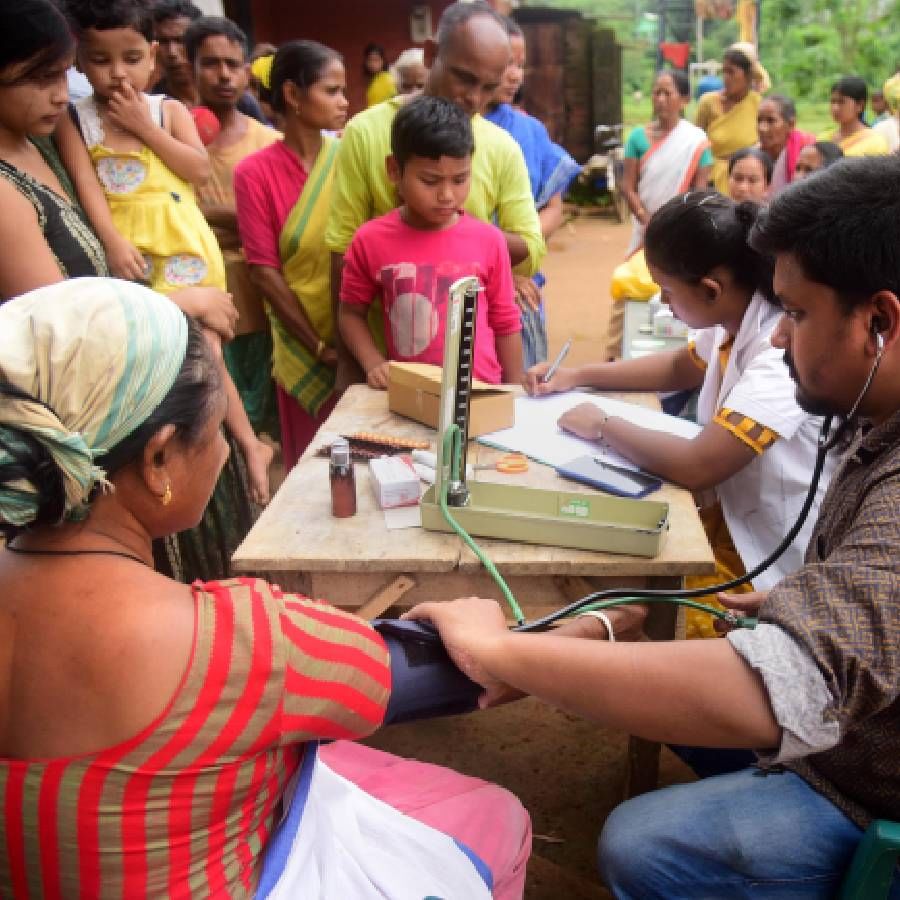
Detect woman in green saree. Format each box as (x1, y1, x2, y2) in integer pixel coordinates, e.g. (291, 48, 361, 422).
(235, 40, 353, 470)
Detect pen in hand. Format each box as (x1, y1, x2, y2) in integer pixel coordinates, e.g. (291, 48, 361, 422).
(541, 338, 573, 384)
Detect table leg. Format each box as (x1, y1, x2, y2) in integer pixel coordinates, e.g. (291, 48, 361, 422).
(622, 576, 683, 799)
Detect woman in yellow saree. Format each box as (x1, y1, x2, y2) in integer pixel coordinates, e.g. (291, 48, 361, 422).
(825, 76, 890, 158)
(234, 41, 348, 470)
(696, 48, 761, 193)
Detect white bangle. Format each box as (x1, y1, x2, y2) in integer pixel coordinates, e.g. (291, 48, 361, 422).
(578, 610, 615, 642)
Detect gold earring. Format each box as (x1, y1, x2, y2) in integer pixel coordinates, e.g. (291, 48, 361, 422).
(161, 482, 173, 506)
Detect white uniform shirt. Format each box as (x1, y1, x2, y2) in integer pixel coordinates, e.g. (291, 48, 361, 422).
(692, 292, 839, 589)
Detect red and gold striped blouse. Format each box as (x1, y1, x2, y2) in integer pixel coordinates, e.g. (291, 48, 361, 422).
(0, 578, 391, 898)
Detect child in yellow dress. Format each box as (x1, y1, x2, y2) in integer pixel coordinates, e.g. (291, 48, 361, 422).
(62, 0, 272, 504)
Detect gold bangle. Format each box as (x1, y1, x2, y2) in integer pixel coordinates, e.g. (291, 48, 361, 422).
(314, 339, 325, 360)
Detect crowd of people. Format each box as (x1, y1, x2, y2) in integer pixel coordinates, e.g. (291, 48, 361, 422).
(0, 0, 898, 896)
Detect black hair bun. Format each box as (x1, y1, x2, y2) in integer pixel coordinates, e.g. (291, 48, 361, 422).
(734, 201, 761, 233)
(0, 429, 67, 537)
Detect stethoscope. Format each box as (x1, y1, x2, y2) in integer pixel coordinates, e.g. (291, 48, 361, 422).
(515, 332, 886, 633)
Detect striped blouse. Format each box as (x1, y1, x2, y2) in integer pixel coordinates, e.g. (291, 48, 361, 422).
(1, 578, 391, 898)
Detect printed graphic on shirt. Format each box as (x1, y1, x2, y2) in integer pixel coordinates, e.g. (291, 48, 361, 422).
(379, 261, 482, 360)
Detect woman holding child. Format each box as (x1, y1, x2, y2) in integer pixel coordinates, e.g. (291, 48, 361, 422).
(0, 0, 268, 583)
(235, 40, 352, 471)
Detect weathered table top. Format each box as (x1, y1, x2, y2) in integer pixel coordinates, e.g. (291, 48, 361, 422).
(233, 385, 715, 578)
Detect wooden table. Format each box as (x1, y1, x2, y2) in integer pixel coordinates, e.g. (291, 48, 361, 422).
(233, 385, 715, 796)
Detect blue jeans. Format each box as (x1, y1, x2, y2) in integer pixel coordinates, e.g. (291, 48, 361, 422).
(598, 767, 900, 899)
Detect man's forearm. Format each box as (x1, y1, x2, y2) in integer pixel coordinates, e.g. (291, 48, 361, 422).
(480, 632, 781, 748)
(503, 231, 529, 267)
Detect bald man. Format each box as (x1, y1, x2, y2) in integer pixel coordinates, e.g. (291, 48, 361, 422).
(325, 1, 544, 386)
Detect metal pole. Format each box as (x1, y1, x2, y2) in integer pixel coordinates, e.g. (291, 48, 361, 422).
(657, 0, 666, 69)
(696, 14, 703, 65)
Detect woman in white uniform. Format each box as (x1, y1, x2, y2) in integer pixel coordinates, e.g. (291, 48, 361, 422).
(525, 191, 838, 637)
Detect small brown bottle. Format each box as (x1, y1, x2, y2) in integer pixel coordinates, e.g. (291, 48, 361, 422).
(330, 438, 357, 518)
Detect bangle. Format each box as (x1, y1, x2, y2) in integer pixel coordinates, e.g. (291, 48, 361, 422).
(578, 610, 615, 642)
(314, 339, 325, 360)
(595, 411, 610, 443)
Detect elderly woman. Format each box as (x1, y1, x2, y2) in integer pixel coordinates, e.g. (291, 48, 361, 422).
(756, 94, 815, 196)
(696, 48, 761, 193)
(0, 278, 529, 897)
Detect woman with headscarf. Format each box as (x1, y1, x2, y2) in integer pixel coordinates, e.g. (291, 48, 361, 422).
(729, 41, 770, 94)
(696, 48, 762, 193)
(0, 277, 530, 898)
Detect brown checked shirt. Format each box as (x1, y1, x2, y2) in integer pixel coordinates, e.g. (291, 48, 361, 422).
(732, 409, 900, 828)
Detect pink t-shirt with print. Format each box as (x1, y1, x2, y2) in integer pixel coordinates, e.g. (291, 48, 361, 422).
(340, 209, 520, 383)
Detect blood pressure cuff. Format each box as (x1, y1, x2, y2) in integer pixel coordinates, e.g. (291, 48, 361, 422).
(374, 619, 482, 725)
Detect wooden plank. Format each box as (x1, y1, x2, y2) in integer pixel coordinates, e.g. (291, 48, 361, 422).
(355, 575, 416, 621)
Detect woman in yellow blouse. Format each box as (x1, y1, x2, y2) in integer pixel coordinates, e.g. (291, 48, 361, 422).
(825, 76, 890, 157)
(696, 48, 761, 193)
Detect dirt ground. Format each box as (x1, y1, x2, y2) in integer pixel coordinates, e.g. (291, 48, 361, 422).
(366, 216, 698, 899)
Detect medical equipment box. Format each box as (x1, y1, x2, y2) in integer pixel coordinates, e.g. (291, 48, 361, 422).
(388, 362, 515, 438)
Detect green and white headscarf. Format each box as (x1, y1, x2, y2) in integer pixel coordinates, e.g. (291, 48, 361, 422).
(0, 278, 188, 527)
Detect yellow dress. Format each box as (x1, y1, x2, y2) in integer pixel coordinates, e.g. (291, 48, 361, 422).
(74, 94, 225, 293)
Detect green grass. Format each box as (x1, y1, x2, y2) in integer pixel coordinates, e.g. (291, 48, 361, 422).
(621, 95, 834, 138)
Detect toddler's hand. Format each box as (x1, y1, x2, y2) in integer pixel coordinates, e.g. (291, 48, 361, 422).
(104, 235, 148, 282)
(366, 360, 391, 390)
(107, 81, 155, 139)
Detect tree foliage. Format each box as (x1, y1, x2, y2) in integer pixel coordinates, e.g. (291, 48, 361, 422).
(520, 0, 900, 102)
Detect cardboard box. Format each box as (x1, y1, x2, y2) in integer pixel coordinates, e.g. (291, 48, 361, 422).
(368, 455, 421, 508)
(388, 362, 515, 438)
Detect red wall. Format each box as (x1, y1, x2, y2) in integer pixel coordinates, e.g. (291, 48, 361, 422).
(249, 0, 452, 114)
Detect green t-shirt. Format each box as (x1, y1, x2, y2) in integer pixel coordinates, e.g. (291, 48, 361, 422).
(324, 97, 545, 276)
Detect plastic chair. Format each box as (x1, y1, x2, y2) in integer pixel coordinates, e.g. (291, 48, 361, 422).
(840, 819, 900, 900)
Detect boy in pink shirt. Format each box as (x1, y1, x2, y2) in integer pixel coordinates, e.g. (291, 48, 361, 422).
(339, 96, 523, 387)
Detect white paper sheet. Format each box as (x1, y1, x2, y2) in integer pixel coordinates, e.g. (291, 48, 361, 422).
(477, 393, 702, 470)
